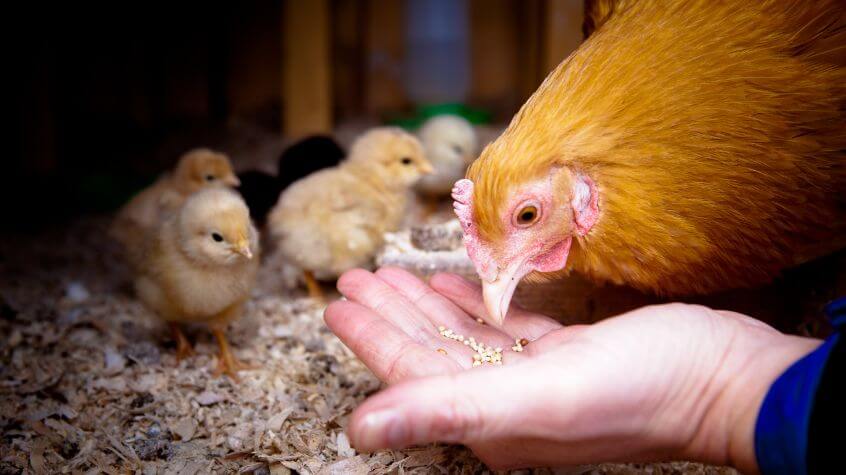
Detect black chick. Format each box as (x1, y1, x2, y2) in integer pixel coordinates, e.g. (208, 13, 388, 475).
(238, 135, 345, 224)
(276, 135, 345, 190)
(237, 170, 280, 224)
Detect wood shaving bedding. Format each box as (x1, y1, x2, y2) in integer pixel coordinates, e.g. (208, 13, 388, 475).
(0, 217, 739, 474)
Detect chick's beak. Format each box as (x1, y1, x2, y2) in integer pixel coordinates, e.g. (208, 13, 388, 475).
(419, 161, 435, 175)
(481, 258, 531, 325)
(235, 241, 253, 259)
(224, 174, 241, 187)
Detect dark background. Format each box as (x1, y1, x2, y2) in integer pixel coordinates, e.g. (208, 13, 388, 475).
(7, 1, 585, 229)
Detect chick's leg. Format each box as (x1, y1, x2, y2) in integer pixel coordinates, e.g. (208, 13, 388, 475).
(211, 327, 254, 381)
(303, 270, 324, 301)
(169, 323, 194, 361)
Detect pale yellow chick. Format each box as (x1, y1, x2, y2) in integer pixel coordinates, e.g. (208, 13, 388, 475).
(111, 148, 240, 253)
(267, 127, 432, 298)
(416, 115, 478, 197)
(134, 187, 259, 379)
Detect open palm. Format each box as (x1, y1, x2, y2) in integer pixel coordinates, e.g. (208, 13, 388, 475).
(325, 267, 817, 470)
(326, 267, 574, 381)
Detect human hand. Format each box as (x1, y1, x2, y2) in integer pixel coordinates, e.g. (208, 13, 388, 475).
(325, 267, 820, 471)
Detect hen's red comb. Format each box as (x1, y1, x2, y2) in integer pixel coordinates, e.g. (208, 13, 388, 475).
(452, 179, 497, 282)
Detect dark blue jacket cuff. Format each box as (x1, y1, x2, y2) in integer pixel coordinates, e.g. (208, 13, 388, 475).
(754, 298, 845, 475)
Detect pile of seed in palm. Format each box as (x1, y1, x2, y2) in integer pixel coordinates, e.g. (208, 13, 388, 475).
(437, 326, 504, 366)
(437, 325, 531, 366)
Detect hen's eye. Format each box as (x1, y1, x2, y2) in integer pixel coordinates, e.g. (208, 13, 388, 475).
(401, 157, 413, 165)
(452, 144, 463, 155)
(211, 232, 224, 242)
(205, 175, 216, 182)
(515, 205, 539, 226)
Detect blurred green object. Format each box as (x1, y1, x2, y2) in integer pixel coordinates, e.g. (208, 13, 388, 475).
(387, 103, 490, 129)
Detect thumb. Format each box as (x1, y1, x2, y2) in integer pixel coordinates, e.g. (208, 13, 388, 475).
(348, 362, 559, 451)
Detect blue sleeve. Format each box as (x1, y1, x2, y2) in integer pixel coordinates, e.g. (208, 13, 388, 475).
(754, 298, 845, 475)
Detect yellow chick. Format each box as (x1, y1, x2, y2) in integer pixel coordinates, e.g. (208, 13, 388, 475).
(134, 187, 259, 379)
(267, 127, 432, 299)
(111, 148, 240, 253)
(416, 115, 478, 197)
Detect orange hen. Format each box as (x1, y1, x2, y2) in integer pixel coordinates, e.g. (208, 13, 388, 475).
(455, 0, 846, 323)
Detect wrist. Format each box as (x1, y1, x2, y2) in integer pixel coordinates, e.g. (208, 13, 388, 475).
(726, 335, 821, 473)
(688, 328, 821, 473)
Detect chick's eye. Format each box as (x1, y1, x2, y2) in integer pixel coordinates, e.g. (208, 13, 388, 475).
(452, 144, 463, 154)
(205, 175, 216, 182)
(514, 205, 539, 226)
(401, 157, 413, 165)
(211, 232, 223, 242)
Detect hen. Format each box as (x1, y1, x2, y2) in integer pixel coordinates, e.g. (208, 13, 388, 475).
(454, 0, 846, 323)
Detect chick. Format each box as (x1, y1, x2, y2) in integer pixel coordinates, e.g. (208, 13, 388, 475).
(276, 135, 346, 190)
(134, 188, 259, 379)
(237, 170, 281, 225)
(416, 115, 478, 198)
(111, 148, 239, 253)
(237, 135, 345, 224)
(267, 128, 432, 299)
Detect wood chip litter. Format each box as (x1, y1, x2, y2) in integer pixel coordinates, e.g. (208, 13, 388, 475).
(0, 215, 741, 474)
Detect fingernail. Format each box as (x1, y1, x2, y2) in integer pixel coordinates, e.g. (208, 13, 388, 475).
(357, 410, 408, 449)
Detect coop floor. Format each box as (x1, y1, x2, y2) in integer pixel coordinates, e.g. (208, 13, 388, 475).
(1, 220, 748, 475)
(2, 118, 815, 474)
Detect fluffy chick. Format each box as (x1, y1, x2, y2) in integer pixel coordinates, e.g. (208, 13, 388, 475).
(237, 135, 345, 224)
(134, 188, 259, 379)
(277, 135, 346, 190)
(111, 148, 239, 253)
(416, 115, 478, 197)
(267, 128, 432, 298)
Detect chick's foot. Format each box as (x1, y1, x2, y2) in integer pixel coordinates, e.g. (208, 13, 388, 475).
(303, 270, 325, 301)
(211, 328, 255, 381)
(169, 323, 195, 361)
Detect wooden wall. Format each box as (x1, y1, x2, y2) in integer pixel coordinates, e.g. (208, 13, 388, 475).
(11, 1, 584, 175)
(322, 0, 584, 125)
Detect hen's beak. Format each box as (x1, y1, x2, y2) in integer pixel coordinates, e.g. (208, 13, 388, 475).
(224, 174, 241, 187)
(235, 241, 253, 259)
(481, 258, 530, 325)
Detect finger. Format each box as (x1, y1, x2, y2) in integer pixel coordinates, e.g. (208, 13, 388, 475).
(348, 361, 562, 451)
(524, 325, 590, 354)
(430, 273, 562, 340)
(375, 267, 519, 351)
(324, 300, 460, 383)
(337, 269, 475, 362)
(337, 269, 442, 347)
